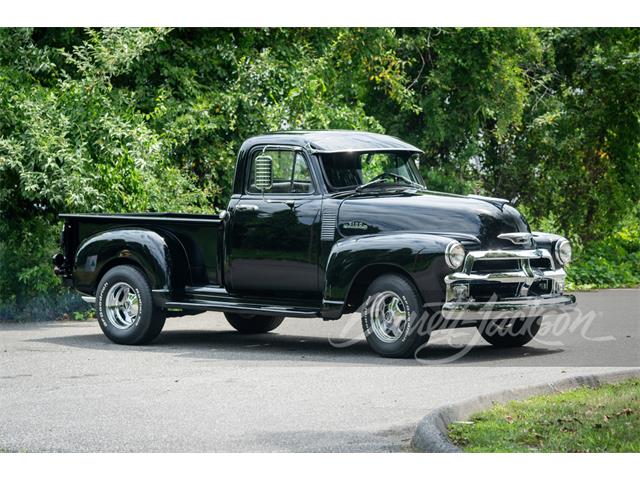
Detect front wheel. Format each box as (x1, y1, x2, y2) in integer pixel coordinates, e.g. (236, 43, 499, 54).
(361, 274, 429, 358)
(478, 316, 541, 348)
(225, 313, 284, 334)
(96, 265, 166, 345)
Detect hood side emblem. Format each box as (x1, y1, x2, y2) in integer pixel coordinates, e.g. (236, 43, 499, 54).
(341, 221, 369, 231)
(498, 232, 534, 245)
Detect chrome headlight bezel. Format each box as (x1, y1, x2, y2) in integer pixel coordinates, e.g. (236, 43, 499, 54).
(445, 241, 466, 270)
(555, 238, 572, 266)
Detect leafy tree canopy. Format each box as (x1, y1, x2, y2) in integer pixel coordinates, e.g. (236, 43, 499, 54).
(0, 27, 638, 304)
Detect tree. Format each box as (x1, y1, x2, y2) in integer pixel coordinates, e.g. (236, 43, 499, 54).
(510, 28, 640, 241)
(0, 28, 206, 304)
(1, 27, 638, 311)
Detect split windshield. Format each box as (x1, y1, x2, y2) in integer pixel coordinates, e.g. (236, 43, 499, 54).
(320, 151, 426, 191)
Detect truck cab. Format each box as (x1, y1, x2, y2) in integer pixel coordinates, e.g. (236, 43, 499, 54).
(54, 130, 576, 358)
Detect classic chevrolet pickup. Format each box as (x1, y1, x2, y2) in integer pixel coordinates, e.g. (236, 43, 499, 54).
(53, 130, 576, 357)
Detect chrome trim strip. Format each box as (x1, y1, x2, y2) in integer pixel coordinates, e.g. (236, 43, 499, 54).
(322, 300, 345, 305)
(459, 248, 556, 274)
(60, 214, 222, 224)
(441, 294, 576, 321)
(445, 268, 566, 285)
(81, 295, 96, 304)
(497, 232, 534, 245)
(306, 147, 423, 154)
(164, 301, 319, 318)
(321, 207, 338, 241)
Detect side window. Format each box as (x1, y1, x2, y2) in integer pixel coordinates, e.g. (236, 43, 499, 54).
(292, 153, 313, 193)
(247, 149, 313, 194)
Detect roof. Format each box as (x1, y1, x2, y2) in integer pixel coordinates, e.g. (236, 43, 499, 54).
(240, 130, 423, 154)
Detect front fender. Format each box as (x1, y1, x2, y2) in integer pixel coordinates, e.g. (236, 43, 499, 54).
(73, 228, 187, 301)
(323, 232, 455, 317)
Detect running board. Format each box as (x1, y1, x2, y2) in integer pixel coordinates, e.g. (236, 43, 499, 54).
(165, 299, 320, 318)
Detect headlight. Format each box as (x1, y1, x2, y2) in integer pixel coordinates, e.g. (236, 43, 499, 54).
(555, 238, 572, 265)
(445, 241, 466, 269)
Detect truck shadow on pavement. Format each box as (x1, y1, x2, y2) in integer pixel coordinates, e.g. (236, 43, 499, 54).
(33, 328, 565, 366)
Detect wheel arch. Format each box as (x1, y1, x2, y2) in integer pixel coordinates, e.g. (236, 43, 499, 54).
(95, 258, 150, 293)
(72, 227, 188, 303)
(322, 232, 455, 318)
(343, 263, 419, 314)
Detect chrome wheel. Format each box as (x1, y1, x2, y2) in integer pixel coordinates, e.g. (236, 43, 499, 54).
(104, 281, 140, 330)
(369, 291, 408, 343)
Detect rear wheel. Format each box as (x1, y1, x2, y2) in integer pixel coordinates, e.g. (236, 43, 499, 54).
(96, 265, 166, 345)
(225, 313, 284, 334)
(478, 316, 541, 348)
(361, 274, 429, 358)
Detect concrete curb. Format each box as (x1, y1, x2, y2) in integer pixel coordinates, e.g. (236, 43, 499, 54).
(411, 368, 640, 453)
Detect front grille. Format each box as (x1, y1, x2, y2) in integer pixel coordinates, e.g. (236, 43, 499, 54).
(446, 247, 565, 304)
(471, 258, 553, 274)
(470, 283, 519, 301)
(471, 259, 520, 273)
(530, 257, 552, 270)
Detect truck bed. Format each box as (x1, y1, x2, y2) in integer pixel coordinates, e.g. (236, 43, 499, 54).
(60, 212, 224, 287)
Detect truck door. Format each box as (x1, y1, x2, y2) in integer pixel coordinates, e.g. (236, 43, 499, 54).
(226, 147, 321, 299)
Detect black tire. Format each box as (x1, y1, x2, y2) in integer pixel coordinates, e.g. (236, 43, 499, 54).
(478, 316, 541, 348)
(361, 274, 429, 358)
(96, 265, 166, 345)
(225, 313, 284, 334)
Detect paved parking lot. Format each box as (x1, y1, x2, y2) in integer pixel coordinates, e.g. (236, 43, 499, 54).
(0, 289, 638, 452)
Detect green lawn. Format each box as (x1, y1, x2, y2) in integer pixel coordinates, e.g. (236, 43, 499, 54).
(448, 378, 640, 452)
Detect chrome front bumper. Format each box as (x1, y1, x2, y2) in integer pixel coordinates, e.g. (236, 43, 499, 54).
(442, 248, 577, 321)
(441, 293, 577, 321)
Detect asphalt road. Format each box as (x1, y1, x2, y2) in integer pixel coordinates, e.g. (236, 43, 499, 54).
(1, 289, 638, 452)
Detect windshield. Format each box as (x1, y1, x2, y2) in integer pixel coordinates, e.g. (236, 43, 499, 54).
(320, 151, 426, 191)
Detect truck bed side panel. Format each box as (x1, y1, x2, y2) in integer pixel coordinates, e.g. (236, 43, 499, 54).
(61, 214, 223, 295)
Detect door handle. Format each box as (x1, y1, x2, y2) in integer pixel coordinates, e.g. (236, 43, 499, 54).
(266, 199, 295, 208)
(236, 204, 260, 212)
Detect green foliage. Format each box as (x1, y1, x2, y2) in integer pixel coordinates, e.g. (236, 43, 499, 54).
(0, 289, 90, 322)
(0, 218, 60, 304)
(123, 28, 412, 207)
(522, 206, 640, 290)
(509, 28, 640, 242)
(448, 379, 640, 452)
(0, 27, 638, 319)
(567, 209, 640, 289)
(0, 28, 207, 310)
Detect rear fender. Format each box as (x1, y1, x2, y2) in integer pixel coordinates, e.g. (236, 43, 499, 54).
(73, 228, 187, 304)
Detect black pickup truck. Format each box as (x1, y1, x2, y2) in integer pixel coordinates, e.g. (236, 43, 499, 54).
(54, 130, 576, 357)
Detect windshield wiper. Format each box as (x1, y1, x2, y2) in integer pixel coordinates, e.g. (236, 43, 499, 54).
(355, 178, 389, 192)
(390, 174, 428, 191)
(355, 173, 427, 193)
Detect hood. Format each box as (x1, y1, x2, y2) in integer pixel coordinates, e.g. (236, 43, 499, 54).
(336, 191, 530, 248)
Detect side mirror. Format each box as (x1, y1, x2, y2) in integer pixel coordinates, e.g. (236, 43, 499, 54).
(254, 154, 273, 192)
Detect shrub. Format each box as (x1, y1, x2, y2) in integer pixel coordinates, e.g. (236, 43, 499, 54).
(567, 211, 640, 289)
